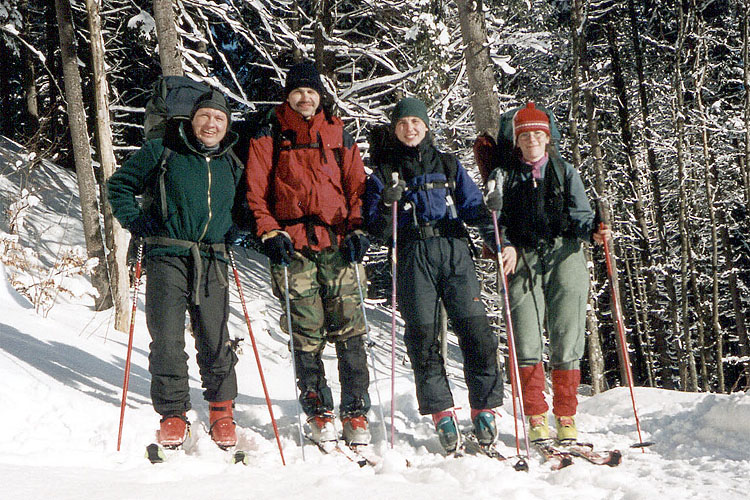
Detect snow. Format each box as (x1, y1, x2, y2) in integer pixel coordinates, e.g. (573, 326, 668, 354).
(0, 143, 748, 499)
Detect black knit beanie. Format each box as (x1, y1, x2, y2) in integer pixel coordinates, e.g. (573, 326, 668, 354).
(190, 90, 231, 125)
(284, 61, 326, 98)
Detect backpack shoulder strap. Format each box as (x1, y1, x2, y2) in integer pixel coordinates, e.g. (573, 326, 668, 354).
(157, 146, 175, 222)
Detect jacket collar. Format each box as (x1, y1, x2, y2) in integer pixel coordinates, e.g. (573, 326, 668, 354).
(174, 119, 239, 157)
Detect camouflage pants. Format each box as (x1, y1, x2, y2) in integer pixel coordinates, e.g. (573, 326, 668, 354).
(270, 248, 366, 352)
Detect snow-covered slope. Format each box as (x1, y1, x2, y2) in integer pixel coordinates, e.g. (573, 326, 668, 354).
(0, 141, 747, 499)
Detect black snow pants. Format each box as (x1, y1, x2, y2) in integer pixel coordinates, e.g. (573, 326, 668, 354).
(145, 255, 238, 416)
(397, 236, 504, 415)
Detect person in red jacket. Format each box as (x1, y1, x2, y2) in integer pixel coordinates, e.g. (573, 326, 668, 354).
(245, 61, 372, 446)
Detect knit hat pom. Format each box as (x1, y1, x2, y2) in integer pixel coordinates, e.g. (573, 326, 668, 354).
(513, 102, 550, 143)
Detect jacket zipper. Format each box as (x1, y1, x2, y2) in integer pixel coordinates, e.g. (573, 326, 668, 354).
(198, 156, 212, 241)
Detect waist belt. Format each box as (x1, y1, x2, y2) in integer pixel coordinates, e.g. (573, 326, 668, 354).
(278, 215, 345, 250)
(399, 219, 464, 241)
(144, 236, 227, 305)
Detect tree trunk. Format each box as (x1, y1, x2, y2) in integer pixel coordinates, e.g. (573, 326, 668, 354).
(86, 0, 130, 332)
(673, 0, 698, 391)
(571, 0, 628, 386)
(314, 0, 337, 94)
(606, 21, 656, 384)
(627, 0, 677, 389)
(694, 25, 722, 392)
(456, 0, 500, 139)
(569, 0, 606, 390)
(54, 0, 111, 309)
(153, 0, 183, 76)
(743, 0, 750, 205)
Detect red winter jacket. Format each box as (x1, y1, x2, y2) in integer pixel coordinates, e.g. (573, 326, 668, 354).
(245, 102, 366, 251)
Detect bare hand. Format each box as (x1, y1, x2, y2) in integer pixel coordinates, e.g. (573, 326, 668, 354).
(593, 223, 611, 245)
(501, 246, 517, 275)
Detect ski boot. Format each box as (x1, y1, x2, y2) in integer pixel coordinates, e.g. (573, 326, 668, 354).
(555, 415, 577, 443)
(528, 413, 550, 443)
(342, 414, 371, 446)
(209, 400, 237, 448)
(432, 411, 459, 453)
(308, 411, 337, 443)
(157, 413, 189, 449)
(471, 409, 497, 446)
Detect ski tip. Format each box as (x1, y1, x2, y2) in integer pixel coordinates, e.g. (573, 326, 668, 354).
(608, 450, 623, 466)
(232, 450, 249, 465)
(145, 443, 166, 464)
(513, 457, 529, 472)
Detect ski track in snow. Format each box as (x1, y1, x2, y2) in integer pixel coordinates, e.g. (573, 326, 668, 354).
(0, 139, 748, 499)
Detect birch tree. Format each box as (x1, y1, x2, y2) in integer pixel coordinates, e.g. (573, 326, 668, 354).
(54, 0, 111, 309)
(86, 0, 130, 331)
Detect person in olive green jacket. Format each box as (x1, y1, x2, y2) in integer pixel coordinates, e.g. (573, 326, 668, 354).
(108, 90, 245, 450)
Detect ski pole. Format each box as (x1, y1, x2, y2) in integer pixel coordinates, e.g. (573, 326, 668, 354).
(488, 173, 530, 464)
(353, 263, 388, 443)
(284, 264, 306, 461)
(229, 249, 285, 465)
(389, 172, 399, 448)
(117, 242, 143, 452)
(600, 223, 650, 451)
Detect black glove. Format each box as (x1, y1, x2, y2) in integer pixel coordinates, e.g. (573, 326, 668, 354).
(262, 231, 295, 266)
(128, 214, 163, 238)
(381, 179, 406, 205)
(225, 224, 256, 248)
(341, 230, 370, 263)
(484, 168, 504, 212)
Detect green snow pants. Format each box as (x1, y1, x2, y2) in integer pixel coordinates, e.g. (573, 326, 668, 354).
(507, 236, 589, 370)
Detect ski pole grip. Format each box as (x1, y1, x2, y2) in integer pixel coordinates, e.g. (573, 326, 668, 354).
(391, 171, 399, 187)
(487, 179, 496, 193)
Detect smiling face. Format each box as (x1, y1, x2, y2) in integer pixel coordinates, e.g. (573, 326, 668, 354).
(191, 108, 228, 148)
(287, 87, 321, 120)
(517, 130, 550, 162)
(394, 116, 428, 147)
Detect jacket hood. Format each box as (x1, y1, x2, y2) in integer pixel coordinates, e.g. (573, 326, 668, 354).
(164, 118, 239, 157)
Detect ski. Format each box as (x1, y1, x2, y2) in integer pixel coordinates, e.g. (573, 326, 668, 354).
(462, 432, 506, 460)
(533, 441, 574, 470)
(348, 444, 383, 467)
(306, 436, 369, 467)
(552, 442, 622, 467)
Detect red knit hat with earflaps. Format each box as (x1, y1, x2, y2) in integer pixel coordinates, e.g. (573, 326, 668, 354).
(513, 102, 550, 145)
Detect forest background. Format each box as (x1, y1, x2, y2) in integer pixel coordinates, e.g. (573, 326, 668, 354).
(1, 0, 749, 398)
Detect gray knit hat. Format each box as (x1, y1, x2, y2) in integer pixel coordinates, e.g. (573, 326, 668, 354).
(190, 90, 231, 124)
(391, 97, 429, 129)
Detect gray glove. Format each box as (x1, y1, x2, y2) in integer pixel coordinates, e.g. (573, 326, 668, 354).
(484, 168, 504, 212)
(382, 179, 406, 206)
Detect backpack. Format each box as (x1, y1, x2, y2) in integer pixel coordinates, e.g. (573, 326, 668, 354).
(141, 76, 245, 232)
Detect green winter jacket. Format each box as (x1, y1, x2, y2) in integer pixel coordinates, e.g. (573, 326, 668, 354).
(107, 121, 241, 259)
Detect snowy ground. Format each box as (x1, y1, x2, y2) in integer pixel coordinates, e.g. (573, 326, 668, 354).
(0, 140, 748, 499)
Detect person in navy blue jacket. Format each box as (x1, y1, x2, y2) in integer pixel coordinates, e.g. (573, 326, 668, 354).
(363, 97, 504, 453)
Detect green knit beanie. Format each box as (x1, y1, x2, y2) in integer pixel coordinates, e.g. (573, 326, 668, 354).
(391, 97, 429, 129)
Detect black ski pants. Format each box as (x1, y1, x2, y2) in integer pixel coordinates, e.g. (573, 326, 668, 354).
(145, 255, 238, 416)
(397, 237, 504, 415)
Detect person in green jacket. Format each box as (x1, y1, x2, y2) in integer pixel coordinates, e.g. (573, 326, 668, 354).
(108, 90, 245, 450)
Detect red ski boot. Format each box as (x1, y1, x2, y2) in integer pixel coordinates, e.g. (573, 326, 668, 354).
(157, 414, 189, 448)
(209, 400, 237, 449)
